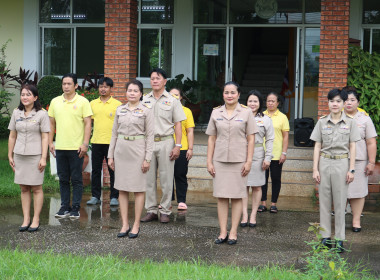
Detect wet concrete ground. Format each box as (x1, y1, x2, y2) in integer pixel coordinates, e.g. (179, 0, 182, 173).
(0, 191, 379, 276)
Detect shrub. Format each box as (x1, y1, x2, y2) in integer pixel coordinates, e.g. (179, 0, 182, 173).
(0, 116, 10, 139)
(37, 76, 62, 108)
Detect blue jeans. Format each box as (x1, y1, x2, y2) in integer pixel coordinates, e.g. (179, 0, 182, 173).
(56, 150, 84, 208)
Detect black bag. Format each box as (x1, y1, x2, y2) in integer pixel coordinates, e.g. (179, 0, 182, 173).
(294, 118, 314, 147)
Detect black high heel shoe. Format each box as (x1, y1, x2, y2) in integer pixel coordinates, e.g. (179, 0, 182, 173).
(19, 222, 31, 232)
(117, 227, 130, 238)
(28, 224, 40, 232)
(129, 228, 140, 239)
(214, 234, 228, 244)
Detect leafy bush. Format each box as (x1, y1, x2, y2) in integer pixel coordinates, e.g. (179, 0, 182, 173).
(77, 88, 99, 102)
(348, 46, 380, 161)
(0, 116, 10, 139)
(37, 76, 62, 108)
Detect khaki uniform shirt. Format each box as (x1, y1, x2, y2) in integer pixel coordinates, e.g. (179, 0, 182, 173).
(255, 114, 275, 162)
(206, 103, 258, 162)
(8, 108, 50, 155)
(142, 90, 186, 136)
(352, 111, 377, 161)
(108, 102, 154, 161)
(310, 112, 361, 155)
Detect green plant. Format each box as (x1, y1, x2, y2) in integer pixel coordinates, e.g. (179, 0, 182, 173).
(166, 74, 201, 104)
(0, 39, 15, 117)
(37, 76, 62, 108)
(77, 88, 99, 102)
(348, 45, 380, 161)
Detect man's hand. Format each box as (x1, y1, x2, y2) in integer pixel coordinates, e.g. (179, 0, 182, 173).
(169, 146, 180, 161)
(78, 144, 88, 158)
(186, 149, 193, 161)
(49, 143, 56, 158)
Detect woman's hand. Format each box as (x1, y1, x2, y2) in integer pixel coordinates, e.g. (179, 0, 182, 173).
(186, 149, 193, 161)
(8, 157, 15, 172)
(108, 158, 115, 171)
(207, 162, 216, 178)
(346, 171, 354, 184)
(313, 170, 321, 184)
(365, 163, 375, 176)
(279, 154, 287, 164)
(262, 160, 270, 170)
(141, 160, 150, 173)
(38, 158, 46, 173)
(241, 161, 252, 177)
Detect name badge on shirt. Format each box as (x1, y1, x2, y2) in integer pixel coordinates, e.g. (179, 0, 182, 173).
(235, 118, 244, 122)
(16, 118, 23, 122)
(109, 112, 113, 117)
(340, 125, 349, 130)
(256, 120, 264, 126)
(216, 118, 223, 121)
(144, 101, 151, 104)
(322, 126, 332, 131)
(133, 109, 143, 116)
(73, 105, 77, 110)
(162, 101, 171, 106)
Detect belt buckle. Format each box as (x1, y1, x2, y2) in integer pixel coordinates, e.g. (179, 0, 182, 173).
(124, 136, 134, 141)
(331, 155, 336, 159)
(154, 136, 161, 142)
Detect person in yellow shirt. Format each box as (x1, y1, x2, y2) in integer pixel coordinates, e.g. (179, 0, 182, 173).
(87, 77, 122, 207)
(48, 73, 93, 219)
(259, 92, 289, 214)
(170, 88, 194, 210)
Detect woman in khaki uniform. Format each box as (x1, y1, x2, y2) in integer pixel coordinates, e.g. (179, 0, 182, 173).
(241, 90, 274, 228)
(206, 82, 258, 245)
(343, 87, 377, 232)
(8, 84, 50, 232)
(310, 88, 360, 253)
(108, 80, 154, 239)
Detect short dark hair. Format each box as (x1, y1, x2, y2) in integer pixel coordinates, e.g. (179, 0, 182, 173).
(223, 81, 241, 94)
(327, 88, 348, 101)
(246, 89, 264, 117)
(342, 86, 360, 102)
(18, 84, 42, 112)
(98, 77, 114, 87)
(126, 79, 144, 101)
(149, 68, 167, 79)
(62, 73, 78, 85)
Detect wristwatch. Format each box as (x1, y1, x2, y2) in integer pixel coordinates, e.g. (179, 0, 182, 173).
(175, 144, 182, 148)
(350, 169, 355, 174)
(145, 159, 151, 163)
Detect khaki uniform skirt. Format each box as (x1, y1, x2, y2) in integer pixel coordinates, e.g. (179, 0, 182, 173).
(114, 138, 146, 192)
(14, 153, 44, 186)
(247, 147, 265, 187)
(347, 160, 368, 199)
(213, 161, 248, 198)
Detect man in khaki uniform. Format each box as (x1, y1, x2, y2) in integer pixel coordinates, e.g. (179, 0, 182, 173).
(140, 68, 186, 223)
(310, 88, 360, 253)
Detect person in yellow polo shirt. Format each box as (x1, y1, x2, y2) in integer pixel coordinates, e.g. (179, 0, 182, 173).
(259, 92, 289, 214)
(87, 77, 122, 207)
(48, 73, 93, 219)
(170, 88, 195, 210)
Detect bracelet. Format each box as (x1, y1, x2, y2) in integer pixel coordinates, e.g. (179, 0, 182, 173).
(282, 152, 287, 155)
(369, 162, 375, 166)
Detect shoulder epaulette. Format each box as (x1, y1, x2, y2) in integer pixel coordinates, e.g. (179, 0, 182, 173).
(142, 103, 152, 109)
(241, 104, 248, 109)
(42, 108, 46, 111)
(143, 92, 149, 96)
(171, 93, 179, 100)
(346, 114, 354, 119)
(320, 115, 327, 119)
(213, 105, 221, 110)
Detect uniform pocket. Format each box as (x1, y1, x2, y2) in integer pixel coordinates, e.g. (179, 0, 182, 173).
(338, 128, 350, 142)
(158, 104, 171, 118)
(321, 129, 333, 144)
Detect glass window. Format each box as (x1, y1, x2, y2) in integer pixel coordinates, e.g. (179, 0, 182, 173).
(73, 0, 105, 23)
(43, 28, 72, 76)
(138, 29, 172, 77)
(229, 0, 302, 24)
(362, 29, 380, 54)
(141, 0, 174, 24)
(363, 29, 371, 52)
(76, 28, 105, 76)
(194, 0, 227, 24)
(40, 0, 71, 23)
(363, 0, 380, 24)
(305, 0, 321, 24)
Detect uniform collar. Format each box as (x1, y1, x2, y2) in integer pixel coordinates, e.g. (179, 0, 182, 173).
(327, 111, 348, 124)
(146, 90, 169, 100)
(97, 96, 113, 104)
(20, 108, 36, 118)
(264, 109, 279, 117)
(126, 101, 143, 111)
(220, 103, 242, 120)
(62, 93, 79, 103)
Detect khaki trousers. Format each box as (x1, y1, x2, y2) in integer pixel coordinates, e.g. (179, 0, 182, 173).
(145, 138, 175, 215)
(319, 156, 349, 240)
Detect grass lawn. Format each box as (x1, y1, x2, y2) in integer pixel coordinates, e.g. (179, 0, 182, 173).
(0, 138, 59, 197)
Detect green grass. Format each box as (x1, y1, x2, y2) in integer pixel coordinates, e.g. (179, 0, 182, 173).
(0, 249, 375, 280)
(0, 138, 8, 160)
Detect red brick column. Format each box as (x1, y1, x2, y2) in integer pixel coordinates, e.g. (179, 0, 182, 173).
(317, 0, 350, 117)
(105, 0, 138, 102)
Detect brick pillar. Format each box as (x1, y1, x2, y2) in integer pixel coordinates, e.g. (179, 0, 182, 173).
(105, 0, 138, 103)
(317, 0, 350, 117)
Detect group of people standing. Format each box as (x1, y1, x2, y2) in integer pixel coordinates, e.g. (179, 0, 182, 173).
(7, 69, 376, 249)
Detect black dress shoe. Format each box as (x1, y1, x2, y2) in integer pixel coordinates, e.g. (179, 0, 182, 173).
(19, 223, 31, 232)
(249, 223, 257, 228)
(240, 222, 248, 228)
(321, 238, 332, 249)
(129, 229, 140, 239)
(227, 239, 237, 245)
(352, 227, 361, 232)
(28, 224, 40, 233)
(336, 241, 345, 253)
(117, 228, 130, 238)
(214, 235, 228, 244)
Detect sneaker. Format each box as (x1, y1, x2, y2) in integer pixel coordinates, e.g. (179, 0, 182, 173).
(55, 206, 71, 218)
(69, 205, 80, 219)
(86, 197, 101, 205)
(110, 198, 119, 206)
